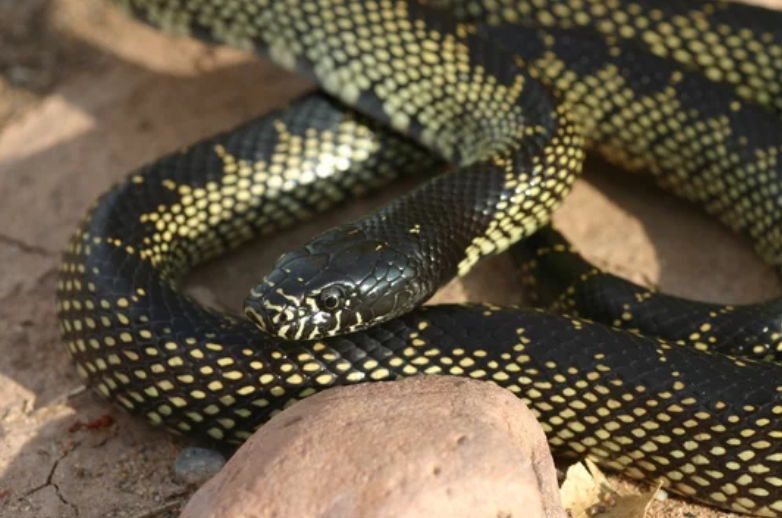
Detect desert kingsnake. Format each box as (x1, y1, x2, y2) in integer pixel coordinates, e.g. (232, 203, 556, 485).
(56, 0, 782, 515)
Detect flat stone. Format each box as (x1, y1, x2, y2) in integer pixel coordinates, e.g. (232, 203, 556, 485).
(181, 376, 566, 518)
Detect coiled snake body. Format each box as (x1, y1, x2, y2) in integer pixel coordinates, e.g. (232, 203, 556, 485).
(56, 0, 782, 515)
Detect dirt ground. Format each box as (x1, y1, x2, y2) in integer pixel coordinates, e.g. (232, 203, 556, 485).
(1, 0, 781, 517)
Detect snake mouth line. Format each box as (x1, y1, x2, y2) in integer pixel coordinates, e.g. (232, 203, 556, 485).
(243, 303, 272, 333)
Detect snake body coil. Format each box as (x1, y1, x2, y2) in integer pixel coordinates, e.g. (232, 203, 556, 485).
(57, 0, 782, 515)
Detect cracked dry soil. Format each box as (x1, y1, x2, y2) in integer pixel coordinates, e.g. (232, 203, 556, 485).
(2, 0, 782, 517)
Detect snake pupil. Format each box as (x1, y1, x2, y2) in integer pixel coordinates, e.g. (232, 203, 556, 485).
(320, 287, 344, 310)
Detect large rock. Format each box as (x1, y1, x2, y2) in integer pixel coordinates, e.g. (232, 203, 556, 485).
(181, 376, 565, 518)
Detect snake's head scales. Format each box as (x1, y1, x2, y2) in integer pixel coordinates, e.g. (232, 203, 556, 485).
(244, 225, 423, 341)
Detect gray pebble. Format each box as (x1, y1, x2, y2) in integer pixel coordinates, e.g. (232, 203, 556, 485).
(175, 447, 227, 485)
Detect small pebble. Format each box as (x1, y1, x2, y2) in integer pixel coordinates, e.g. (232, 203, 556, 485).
(174, 447, 227, 485)
(7, 67, 34, 87)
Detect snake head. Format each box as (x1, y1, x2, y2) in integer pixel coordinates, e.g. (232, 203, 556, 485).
(244, 225, 423, 341)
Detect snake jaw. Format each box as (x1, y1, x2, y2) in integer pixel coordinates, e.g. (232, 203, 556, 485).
(244, 273, 373, 340)
(244, 280, 318, 340)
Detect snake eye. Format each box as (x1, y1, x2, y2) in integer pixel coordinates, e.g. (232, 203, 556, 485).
(319, 286, 345, 311)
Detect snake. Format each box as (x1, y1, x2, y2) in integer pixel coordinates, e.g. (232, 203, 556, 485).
(55, 0, 782, 515)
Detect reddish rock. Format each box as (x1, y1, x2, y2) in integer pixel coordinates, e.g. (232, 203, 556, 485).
(181, 376, 565, 518)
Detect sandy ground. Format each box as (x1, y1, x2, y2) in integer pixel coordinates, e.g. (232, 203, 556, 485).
(1, 0, 781, 517)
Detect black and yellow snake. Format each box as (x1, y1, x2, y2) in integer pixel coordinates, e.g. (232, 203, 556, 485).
(56, 0, 782, 515)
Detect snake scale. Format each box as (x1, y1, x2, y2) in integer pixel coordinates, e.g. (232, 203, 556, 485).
(55, 0, 782, 515)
